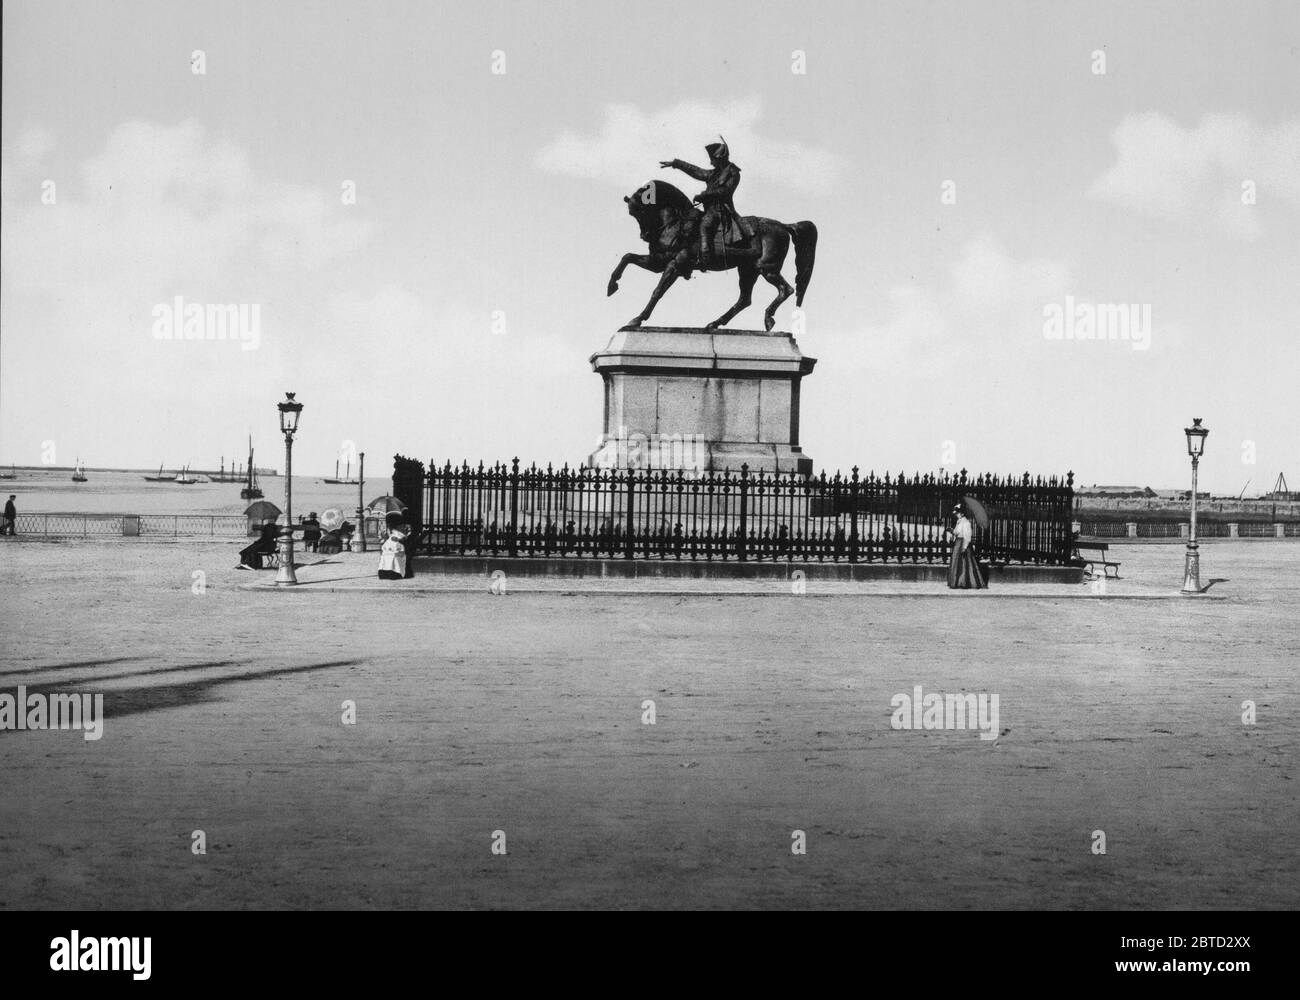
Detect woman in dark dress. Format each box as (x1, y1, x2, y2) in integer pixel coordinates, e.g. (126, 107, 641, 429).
(946, 503, 987, 589)
(400, 515, 417, 578)
(237, 523, 280, 569)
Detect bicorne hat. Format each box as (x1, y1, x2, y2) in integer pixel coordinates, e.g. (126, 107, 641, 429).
(704, 136, 729, 161)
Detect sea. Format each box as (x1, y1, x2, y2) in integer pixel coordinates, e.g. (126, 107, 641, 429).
(1, 468, 394, 519)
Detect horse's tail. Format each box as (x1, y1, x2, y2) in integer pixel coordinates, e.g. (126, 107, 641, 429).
(788, 221, 817, 306)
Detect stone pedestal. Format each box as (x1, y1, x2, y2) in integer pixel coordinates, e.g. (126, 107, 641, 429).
(587, 326, 816, 475)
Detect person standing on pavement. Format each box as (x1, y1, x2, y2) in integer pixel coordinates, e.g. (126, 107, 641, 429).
(945, 502, 988, 590)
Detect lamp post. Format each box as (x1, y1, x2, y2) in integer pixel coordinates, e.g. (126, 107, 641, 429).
(1181, 417, 1208, 595)
(276, 392, 304, 585)
(356, 451, 366, 553)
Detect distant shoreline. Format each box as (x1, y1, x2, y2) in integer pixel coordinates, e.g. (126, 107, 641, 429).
(0, 465, 279, 476)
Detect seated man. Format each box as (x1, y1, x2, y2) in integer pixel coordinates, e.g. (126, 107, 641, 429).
(302, 512, 322, 552)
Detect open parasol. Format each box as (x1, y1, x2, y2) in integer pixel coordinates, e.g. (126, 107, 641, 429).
(962, 495, 991, 531)
(366, 495, 408, 515)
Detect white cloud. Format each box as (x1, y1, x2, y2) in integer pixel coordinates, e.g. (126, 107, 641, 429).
(536, 98, 844, 195)
(951, 235, 1071, 312)
(2, 119, 376, 301)
(0, 118, 385, 459)
(834, 236, 1073, 377)
(1089, 112, 1300, 237)
(16, 127, 55, 161)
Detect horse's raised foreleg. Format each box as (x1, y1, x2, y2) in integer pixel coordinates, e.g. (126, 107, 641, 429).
(761, 270, 795, 331)
(706, 264, 758, 330)
(607, 253, 660, 297)
(626, 254, 683, 330)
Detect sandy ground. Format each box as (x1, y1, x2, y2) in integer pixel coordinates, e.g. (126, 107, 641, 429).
(0, 537, 1296, 909)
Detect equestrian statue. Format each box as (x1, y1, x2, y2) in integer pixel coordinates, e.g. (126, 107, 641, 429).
(606, 137, 818, 331)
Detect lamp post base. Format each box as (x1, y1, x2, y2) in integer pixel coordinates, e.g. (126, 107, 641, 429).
(1180, 543, 1201, 595)
(276, 531, 298, 585)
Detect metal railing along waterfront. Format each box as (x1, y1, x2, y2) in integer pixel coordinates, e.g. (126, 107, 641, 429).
(7, 512, 389, 541)
(393, 457, 1078, 565)
(1074, 519, 1298, 539)
(10, 513, 249, 538)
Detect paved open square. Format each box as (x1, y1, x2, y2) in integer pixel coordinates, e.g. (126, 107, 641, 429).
(1, 539, 1295, 909)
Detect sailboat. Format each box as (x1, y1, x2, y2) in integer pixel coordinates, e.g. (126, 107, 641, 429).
(144, 462, 176, 482)
(174, 464, 198, 485)
(323, 456, 359, 485)
(240, 438, 263, 500)
(71, 459, 88, 483)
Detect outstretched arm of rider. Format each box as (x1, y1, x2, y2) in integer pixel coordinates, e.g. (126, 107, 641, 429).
(660, 159, 711, 181)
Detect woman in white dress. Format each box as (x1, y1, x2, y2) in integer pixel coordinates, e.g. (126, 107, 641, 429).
(945, 502, 987, 589)
(378, 526, 407, 580)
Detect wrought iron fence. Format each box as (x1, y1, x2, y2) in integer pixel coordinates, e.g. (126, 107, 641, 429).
(393, 456, 1077, 565)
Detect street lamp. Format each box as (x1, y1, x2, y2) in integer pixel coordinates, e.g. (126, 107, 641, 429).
(1181, 417, 1208, 595)
(276, 392, 304, 585)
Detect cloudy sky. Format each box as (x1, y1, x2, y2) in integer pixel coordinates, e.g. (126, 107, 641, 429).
(2, 0, 1296, 492)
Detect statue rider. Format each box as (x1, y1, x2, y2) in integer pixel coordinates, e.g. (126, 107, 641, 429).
(660, 137, 754, 278)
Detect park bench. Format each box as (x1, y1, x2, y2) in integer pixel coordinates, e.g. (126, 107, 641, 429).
(1072, 540, 1121, 579)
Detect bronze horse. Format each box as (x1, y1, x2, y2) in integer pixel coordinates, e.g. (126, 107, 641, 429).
(607, 180, 817, 331)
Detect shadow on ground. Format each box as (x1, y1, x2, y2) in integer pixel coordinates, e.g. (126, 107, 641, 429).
(0, 658, 361, 731)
